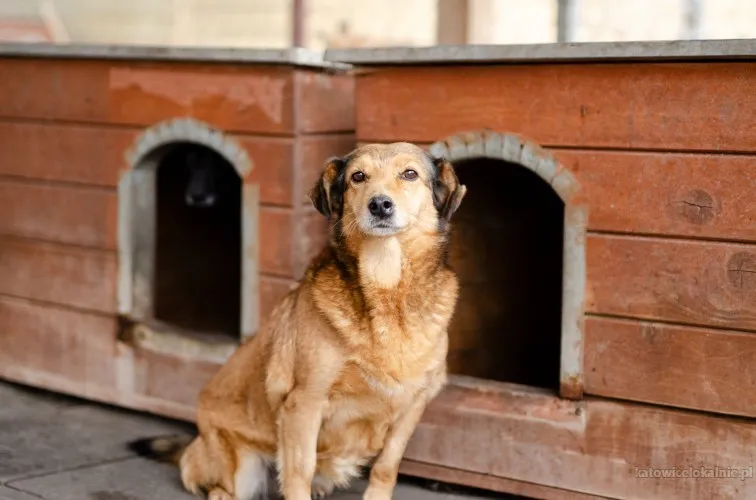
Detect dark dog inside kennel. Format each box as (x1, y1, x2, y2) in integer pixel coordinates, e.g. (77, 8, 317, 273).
(152, 143, 242, 339)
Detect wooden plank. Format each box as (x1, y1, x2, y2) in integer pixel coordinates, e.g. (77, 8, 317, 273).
(585, 316, 756, 418)
(355, 63, 756, 152)
(556, 150, 756, 242)
(297, 134, 356, 205)
(0, 59, 296, 134)
(0, 121, 133, 186)
(295, 70, 355, 133)
(400, 460, 611, 500)
(0, 237, 117, 313)
(0, 121, 297, 206)
(586, 234, 756, 331)
(0, 180, 312, 278)
(0, 180, 117, 249)
(405, 377, 756, 499)
(0, 295, 117, 390)
(0, 295, 210, 422)
(260, 275, 296, 323)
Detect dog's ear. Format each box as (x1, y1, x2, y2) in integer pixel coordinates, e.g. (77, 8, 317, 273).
(309, 157, 346, 220)
(431, 157, 467, 222)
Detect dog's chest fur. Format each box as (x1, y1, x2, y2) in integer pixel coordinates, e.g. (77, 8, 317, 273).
(313, 237, 457, 395)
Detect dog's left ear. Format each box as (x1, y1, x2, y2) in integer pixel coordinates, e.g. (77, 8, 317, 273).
(309, 157, 346, 220)
(431, 157, 467, 222)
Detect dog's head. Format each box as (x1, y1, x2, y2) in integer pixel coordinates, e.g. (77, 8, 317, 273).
(309, 142, 466, 239)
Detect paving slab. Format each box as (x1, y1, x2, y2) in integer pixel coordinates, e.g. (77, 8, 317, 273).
(1, 381, 509, 499)
(9, 457, 496, 500)
(0, 383, 190, 484)
(0, 486, 41, 500)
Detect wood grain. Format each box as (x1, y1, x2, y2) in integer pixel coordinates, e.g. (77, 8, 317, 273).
(586, 234, 756, 331)
(0, 121, 299, 206)
(585, 316, 756, 418)
(556, 150, 756, 242)
(355, 63, 756, 152)
(0, 180, 319, 278)
(0, 59, 296, 134)
(295, 70, 355, 133)
(298, 134, 356, 205)
(0, 295, 117, 389)
(405, 378, 756, 499)
(0, 180, 118, 248)
(0, 237, 117, 313)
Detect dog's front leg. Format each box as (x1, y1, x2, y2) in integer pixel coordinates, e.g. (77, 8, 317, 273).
(277, 346, 343, 500)
(363, 394, 432, 500)
(278, 388, 326, 499)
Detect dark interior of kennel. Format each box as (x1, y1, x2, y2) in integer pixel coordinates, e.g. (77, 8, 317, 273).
(446, 158, 564, 390)
(153, 143, 241, 339)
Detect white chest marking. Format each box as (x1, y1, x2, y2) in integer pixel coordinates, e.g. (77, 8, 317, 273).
(359, 236, 403, 289)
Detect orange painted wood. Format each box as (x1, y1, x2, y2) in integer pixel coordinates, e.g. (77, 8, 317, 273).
(0, 120, 133, 186)
(405, 378, 756, 499)
(298, 134, 356, 205)
(355, 63, 756, 152)
(584, 316, 756, 418)
(0, 59, 296, 134)
(0, 295, 118, 390)
(0, 179, 323, 278)
(260, 275, 295, 323)
(557, 150, 756, 242)
(295, 71, 355, 133)
(0, 121, 299, 206)
(400, 461, 611, 500)
(0, 237, 117, 313)
(0, 180, 118, 249)
(587, 234, 756, 331)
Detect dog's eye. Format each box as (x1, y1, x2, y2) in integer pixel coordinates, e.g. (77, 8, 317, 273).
(351, 171, 365, 183)
(401, 169, 419, 181)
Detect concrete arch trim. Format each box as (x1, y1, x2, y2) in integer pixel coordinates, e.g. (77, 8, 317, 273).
(117, 118, 260, 342)
(125, 117, 253, 178)
(429, 130, 587, 400)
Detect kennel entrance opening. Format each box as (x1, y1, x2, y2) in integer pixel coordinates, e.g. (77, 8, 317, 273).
(153, 143, 241, 339)
(119, 118, 260, 346)
(447, 157, 564, 390)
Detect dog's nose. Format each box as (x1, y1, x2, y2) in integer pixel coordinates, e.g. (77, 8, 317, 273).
(368, 195, 394, 218)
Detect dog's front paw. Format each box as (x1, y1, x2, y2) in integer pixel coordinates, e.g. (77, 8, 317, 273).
(311, 475, 334, 499)
(362, 486, 392, 500)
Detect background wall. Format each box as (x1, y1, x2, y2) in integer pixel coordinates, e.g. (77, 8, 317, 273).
(0, 0, 754, 48)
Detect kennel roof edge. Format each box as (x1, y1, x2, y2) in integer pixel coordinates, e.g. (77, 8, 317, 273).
(324, 38, 756, 65)
(0, 42, 351, 70)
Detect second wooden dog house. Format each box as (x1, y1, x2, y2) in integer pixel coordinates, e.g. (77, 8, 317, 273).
(326, 40, 756, 500)
(0, 43, 354, 419)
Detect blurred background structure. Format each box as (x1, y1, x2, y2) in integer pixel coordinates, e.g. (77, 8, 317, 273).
(0, 0, 753, 49)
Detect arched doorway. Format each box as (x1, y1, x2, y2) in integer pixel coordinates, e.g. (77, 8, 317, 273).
(118, 118, 260, 346)
(431, 131, 587, 399)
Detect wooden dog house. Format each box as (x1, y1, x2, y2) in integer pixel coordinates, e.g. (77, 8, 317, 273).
(325, 40, 756, 500)
(0, 43, 354, 417)
(2, 39, 756, 500)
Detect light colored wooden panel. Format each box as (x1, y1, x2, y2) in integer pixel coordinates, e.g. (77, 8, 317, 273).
(585, 316, 756, 418)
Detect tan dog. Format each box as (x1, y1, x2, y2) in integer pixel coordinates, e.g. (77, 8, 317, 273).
(129, 142, 467, 500)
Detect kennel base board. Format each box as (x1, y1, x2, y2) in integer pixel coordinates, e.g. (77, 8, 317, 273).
(2, 353, 753, 500)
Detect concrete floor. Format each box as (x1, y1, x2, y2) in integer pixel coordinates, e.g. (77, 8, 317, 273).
(0, 381, 510, 500)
